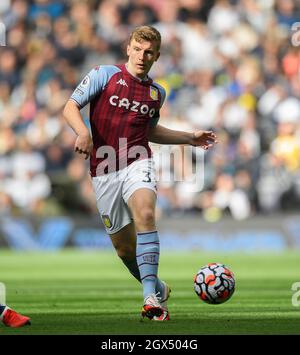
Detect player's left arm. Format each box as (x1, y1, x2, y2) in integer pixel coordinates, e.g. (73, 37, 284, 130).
(148, 84, 218, 150)
(148, 124, 218, 150)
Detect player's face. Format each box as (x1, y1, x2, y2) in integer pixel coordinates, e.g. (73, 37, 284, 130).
(127, 39, 160, 79)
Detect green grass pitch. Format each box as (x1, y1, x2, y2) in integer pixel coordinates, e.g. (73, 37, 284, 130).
(0, 249, 299, 335)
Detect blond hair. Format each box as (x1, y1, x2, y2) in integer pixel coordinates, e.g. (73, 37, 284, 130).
(129, 26, 161, 51)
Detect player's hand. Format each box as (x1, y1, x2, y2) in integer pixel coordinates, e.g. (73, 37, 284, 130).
(190, 130, 218, 150)
(74, 133, 93, 160)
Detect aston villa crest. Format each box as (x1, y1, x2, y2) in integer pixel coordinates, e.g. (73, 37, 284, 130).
(150, 86, 158, 100)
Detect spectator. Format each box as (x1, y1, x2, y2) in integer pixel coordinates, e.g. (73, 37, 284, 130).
(1, 0, 300, 218)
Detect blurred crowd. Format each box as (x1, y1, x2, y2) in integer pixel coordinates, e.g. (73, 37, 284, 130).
(0, 0, 300, 221)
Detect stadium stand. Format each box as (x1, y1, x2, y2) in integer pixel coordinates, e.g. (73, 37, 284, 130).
(0, 0, 300, 221)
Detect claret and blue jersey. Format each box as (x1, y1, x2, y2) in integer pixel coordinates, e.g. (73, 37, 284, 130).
(70, 64, 166, 176)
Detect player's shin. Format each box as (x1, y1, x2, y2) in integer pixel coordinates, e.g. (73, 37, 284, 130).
(136, 231, 160, 299)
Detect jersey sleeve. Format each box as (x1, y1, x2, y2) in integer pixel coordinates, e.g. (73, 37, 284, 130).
(149, 83, 166, 128)
(70, 65, 121, 109)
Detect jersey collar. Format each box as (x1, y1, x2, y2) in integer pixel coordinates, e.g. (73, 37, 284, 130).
(123, 64, 153, 85)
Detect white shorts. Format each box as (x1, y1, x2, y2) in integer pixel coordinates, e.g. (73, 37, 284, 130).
(92, 158, 157, 234)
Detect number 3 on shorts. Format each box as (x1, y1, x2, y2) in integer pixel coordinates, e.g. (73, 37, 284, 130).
(142, 170, 151, 183)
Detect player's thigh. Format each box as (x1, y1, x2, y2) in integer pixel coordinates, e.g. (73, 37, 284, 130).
(109, 222, 137, 259)
(123, 158, 157, 215)
(127, 188, 156, 218)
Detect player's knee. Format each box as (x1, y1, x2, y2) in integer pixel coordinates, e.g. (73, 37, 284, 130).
(135, 208, 155, 228)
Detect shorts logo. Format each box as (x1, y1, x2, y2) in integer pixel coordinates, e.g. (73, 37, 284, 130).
(150, 86, 158, 100)
(102, 215, 112, 229)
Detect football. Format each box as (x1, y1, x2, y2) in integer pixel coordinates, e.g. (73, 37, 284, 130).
(194, 263, 235, 304)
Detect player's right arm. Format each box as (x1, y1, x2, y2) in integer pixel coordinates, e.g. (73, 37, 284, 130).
(63, 100, 92, 160)
(63, 65, 120, 159)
